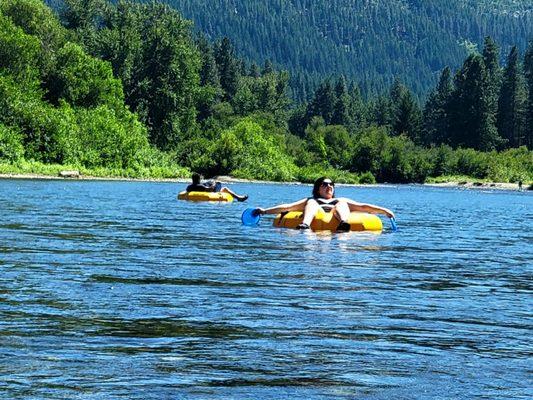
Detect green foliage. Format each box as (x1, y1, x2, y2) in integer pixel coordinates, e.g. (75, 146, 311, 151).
(172, 136, 217, 176)
(390, 80, 422, 143)
(0, 123, 24, 161)
(351, 126, 433, 183)
(304, 117, 328, 163)
(445, 146, 533, 182)
(304, 117, 353, 170)
(214, 118, 297, 181)
(2, 0, 68, 87)
(423, 67, 453, 145)
(295, 165, 378, 184)
(77, 0, 201, 150)
(378, 135, 432, 183)
(448, 54, 501, 150)
(358, 171, 376, 184)
(525, 41, 533, 149)
(0, 0, 179, 177)
(350, 126, 389, 175)
(47, 42, 124, 108)
(0, 13, 42, 84)
(0, 75, 71, 163)
(233, 71, 291, 126)
(0, 158, 190, 178)
(1, 0, 67, 50)
(137, 3, 200, 150)
(283, 132, 314, 168)
(214, 37, 239, 101)
(306, 79, 335, 126)
(67, 105, 150, 169)
(428, 145, 458, 177)
(487, 146, 533, 182)
(61, 0, 105, 31)
(454, 148, 491, 179)
(497, 46, 527, 148)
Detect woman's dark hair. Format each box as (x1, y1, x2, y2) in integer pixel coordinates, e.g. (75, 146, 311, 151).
(312, 176, 335, 198)
(191, 173, 201, 184)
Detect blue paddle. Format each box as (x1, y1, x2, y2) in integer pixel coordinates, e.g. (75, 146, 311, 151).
(389, 217, 398, 232)
(241, 208, 261, 226)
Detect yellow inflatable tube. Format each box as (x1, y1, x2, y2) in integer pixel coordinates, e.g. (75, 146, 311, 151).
(273, 208, 383, 232)
(177, 191, 233, 202)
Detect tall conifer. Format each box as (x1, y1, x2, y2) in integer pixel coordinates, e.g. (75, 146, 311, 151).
(449, 54, 500, 150)
(524, 41, 533, 148)
(389, 78, 422, 142)
(482, 37, 501, 129)
(262, 60, 274, 75)
(249, 62, 260, 78)
(497, 46, 527, 148)
(197, 35, 220, 88)
(214, 37, 239, 101)
(306, 79, 336, 125)
(331, 75, 350, 126)
(423, 67, 453, 145)
(348, 82, 366, 131)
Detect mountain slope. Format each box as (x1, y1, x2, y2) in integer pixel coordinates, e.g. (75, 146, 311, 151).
(164, 0, 533, 98)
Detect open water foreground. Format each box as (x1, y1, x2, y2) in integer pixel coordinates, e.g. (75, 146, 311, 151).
(0, 179, 531, 399)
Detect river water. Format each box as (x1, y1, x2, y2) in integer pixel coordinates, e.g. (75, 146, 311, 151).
(0, 179, 531, 399)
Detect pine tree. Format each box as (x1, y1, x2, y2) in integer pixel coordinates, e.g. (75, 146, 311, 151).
(214, 37, 239, 101)
(394, 87, 422, 143)
(482, 36, 501, 81)
(388, 78, 422, 142)
(423, 67, 453, 145)
(262, 59, 274, 75)
(497, 46, 527, 148)
(306, 79, 336, 125)
(249, 62, 260, 78)
(448, 54, 500, 150)
(197, 35, 220, 88)
(331, 75, 350, 126)
(347, 82, 366, 132)
(524, 41, 533, 149)
(389, 77, 405, 108)
(482, 36, 501, 129)
(369, 95, 394, 127)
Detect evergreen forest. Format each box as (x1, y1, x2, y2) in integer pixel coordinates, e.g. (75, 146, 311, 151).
(1, 0, 532, 185)
(153, 0, 533, 101)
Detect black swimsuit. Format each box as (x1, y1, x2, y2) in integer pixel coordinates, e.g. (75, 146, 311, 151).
(311, 197, 339, 211)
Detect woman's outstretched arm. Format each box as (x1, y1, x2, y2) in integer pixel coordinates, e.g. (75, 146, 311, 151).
(256, 198, 308, 215)
(341, 198, 395, 218)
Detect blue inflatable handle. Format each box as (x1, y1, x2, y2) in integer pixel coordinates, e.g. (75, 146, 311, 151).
(389, 217, 398, 232)
(242, 208, 261, 226)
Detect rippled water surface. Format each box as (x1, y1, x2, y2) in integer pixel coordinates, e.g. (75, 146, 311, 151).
(0, 179, 531, 399)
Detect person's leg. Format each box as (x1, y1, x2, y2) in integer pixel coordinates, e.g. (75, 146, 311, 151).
(298, 199, 320, 228)
(333, 200, 351, 231)
(221, 187, 248, 202)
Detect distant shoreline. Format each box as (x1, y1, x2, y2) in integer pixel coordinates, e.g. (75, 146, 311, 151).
(0, 173, 528, 191)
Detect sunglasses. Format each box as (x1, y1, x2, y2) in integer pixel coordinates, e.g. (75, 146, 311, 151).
(321, 181, 334, 187)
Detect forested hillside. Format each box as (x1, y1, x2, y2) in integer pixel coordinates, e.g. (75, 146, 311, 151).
(159, 0, 533, 100)
(2, 0, 532, 185)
